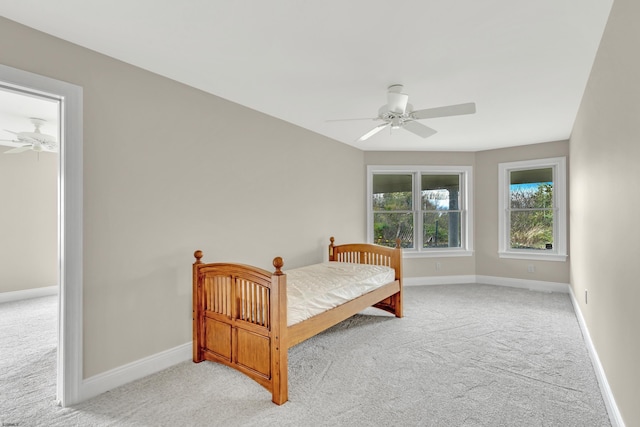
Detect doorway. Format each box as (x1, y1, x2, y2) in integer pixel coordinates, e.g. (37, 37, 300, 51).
(0, 90, 59, 294)
(0, 64, 83, 406)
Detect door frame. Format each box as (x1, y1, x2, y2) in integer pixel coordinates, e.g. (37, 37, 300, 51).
(0, 64, 83, 406)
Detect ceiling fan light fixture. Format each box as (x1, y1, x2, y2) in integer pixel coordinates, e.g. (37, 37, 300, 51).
(390, 116, 402, 129)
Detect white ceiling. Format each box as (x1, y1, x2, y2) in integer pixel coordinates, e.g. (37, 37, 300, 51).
(0, 1, 613, 151)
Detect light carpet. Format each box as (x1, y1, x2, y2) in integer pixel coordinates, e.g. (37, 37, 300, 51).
(0, 284, 611, 426)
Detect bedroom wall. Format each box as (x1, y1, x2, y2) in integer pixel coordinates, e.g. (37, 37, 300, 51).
(0, 150, 57, 293)
(475, 141, 570, 283)
(364, 151, 476, 278)
(0, 17, 366, 378)
(570, 0, 640, 424)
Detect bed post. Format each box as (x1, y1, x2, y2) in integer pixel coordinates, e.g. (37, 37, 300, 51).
(392, 239, 403, 318)
(328, 236, 335, 260)
(270, 257, 288, 405)
(193, 250, 204, 363)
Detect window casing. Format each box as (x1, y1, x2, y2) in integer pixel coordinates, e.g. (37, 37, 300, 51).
(367, 165, 473, 258)
(498, 157, 567, 261)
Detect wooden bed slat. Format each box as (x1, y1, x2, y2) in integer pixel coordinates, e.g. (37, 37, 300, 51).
(236, 278, 270, 327)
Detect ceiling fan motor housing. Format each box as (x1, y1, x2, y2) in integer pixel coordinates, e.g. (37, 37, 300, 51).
(378, 104, 413, 128)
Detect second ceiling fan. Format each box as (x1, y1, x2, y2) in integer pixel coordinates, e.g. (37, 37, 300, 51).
(1, 118, 58, 154)
(345, 84, 476, 142)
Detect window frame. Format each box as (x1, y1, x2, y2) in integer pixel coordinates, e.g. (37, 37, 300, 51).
(498, 157, 567, 261)
(367, 165, 474, 258)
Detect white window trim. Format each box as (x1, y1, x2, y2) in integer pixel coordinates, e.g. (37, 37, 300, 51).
(498, 157, 567, 262)
(367, 165, 474, 258)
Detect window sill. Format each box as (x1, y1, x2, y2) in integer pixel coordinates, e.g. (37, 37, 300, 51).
(498, 251, 567, 262)
(403, 249, 474, 259)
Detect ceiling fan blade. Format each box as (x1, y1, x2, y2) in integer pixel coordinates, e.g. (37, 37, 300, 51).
(403, 121, 438, 139)
(3, 129, 42, 144)
(18, 133, 45, 144)
(0, 140, 28, 151)
(411, 102, 476, 120)
(356, 123, 390, 142)
(387, 92, 409, 114)
(325, 117, 377, 122)
(4, 145, 32, 154)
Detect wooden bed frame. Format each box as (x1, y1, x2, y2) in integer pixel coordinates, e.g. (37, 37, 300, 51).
(192, 237, 403, 405)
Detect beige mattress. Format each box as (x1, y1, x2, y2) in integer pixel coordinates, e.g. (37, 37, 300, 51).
(286, 262, 396, 326)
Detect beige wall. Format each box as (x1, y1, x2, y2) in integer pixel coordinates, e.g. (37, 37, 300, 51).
(475, 141, 570, 283)
(0, 151, 57, 292)
(570, 0, 640, 424)
(0, 17, 365, 377)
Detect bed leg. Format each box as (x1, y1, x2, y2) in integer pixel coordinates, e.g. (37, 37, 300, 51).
(192, 308, 202, 363)
(192, 312, 203, 363)
(271, 345, 288, 405)
(193, 250, 204, 363)
(393, 291, 403, 318)
(270, 258, 289, 404)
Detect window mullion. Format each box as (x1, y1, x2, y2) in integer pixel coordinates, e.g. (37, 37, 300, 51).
(414, 172, 422, 250)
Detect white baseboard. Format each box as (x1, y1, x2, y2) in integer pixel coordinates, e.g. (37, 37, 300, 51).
(569, 288, 625, 427)
(0, 285, 58, 303)
(405, 275, 569, 294)
(404, 275, 476, 286)
(80, 342, 192, 402)
(475, 275, 569, 293)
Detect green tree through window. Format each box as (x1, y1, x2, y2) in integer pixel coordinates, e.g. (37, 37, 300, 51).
(498, 157, 566, 261)
(372, 174, 414, 248)
(509, 182, 553, 249)
(369, 167, 471, 254)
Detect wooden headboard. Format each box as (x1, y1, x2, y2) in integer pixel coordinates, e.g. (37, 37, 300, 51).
(328, 236, 402, 281)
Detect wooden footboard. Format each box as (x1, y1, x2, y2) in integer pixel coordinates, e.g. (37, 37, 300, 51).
(193, 237, 403, 405)
(192, 253, 289, 404)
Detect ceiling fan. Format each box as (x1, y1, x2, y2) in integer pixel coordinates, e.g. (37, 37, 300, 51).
(333, 85, 476, 142)
(1, 118, 58, 154)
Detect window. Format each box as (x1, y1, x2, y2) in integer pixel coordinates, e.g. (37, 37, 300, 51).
(498, 157, 567, 261)
(367, 165, 473, 257)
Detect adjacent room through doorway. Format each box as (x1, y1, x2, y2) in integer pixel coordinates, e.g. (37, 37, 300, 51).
(0, 65, 83, 406)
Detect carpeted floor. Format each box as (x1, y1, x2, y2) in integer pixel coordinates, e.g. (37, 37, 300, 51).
(0, 284, 611, 426)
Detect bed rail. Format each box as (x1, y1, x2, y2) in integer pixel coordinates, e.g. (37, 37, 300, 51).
(328, 237, 403, 317)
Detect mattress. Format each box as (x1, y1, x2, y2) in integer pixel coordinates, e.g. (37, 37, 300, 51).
(286, 262, 396, 326)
